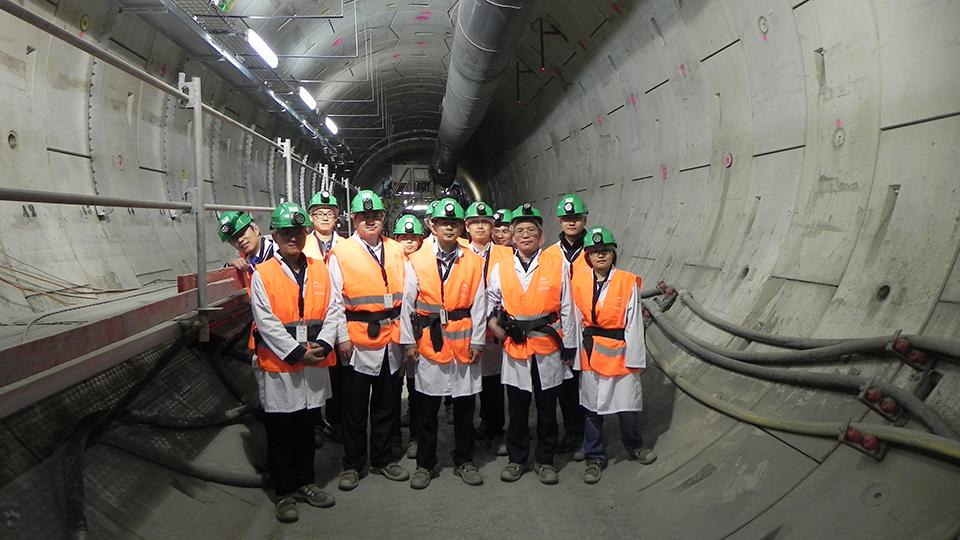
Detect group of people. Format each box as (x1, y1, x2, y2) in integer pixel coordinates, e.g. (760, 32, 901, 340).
(216, 189, 656, 523)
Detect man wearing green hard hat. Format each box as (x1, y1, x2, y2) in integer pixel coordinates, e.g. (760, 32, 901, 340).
(218, 210, 276, 275)
(465, 201, 512, 456)
(304, 189, 344, 263)
(492, 208, 514, 247)
(545, 193, 590, 462)
(249, 201, 342, 522)
(571, 226, 656, 485)
(327, 189, 410, 490)
(399, 197, 488, 489)
(486, 202, 577, 485)
(393, 213, 426, 257)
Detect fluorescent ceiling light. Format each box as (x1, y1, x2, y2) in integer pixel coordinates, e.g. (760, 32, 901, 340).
(298, 86, 317, 110)
(408, 203, 428, 211)
(246, 29, 278, 69)
(324, 116, 339, 135)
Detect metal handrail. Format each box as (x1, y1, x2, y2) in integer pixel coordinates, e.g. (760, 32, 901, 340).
(0, 188, 275, 214)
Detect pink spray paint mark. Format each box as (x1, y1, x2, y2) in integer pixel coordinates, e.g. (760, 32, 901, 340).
(629, 94, 638, 110)
(416, 40, 427, 47)
(333, 36, 345, 47)
(761, 33, 768, 42)
(723, 153, 734, 168)
(415, 10, 432, 21)
(660, 165, 668, 181)
(611, 3, 621, 14)
(597, 115, 604, 126)
(392, 52, 401, 59)
(578, 40, 587, 50)
(679, 63, 687, 78)
(835, 118, 843, 129)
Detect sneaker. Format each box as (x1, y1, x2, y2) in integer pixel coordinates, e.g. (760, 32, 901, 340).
(489, 435, 508, 457)
(533, 463, 559, 485)
(410, 466, 438, 490)
(337, 468, 368, 491)
(275, 496, 298, 523)
(371, 462, 410, 482)
(295, 483, 336, 508)
(583, 460, 603, 484)
(500, 462, 526, 482)
(630, 447, 657, 465)
(406, 440, 418, 459)
(454, 463, 484, 486)
(557, 433, 579, 453)
(573, 447, 586, 462)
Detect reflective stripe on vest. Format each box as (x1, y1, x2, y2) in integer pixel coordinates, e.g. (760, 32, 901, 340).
(255, 257, 335, 372)
(500, 249, 565, 360)
(409, 247, 483, 363)
(572, 268, 638, 376)
(332, 237, 405, 348)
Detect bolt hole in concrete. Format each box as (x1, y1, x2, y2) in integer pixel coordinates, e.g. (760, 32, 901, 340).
(876, 285, 891, 302)
(740, 266, 749, 279)
(7, 131, 17, 149)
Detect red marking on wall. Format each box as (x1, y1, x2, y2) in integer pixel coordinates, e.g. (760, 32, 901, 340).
(679, 63, 687, 78)
(723, 153, 734, 168)
(159, 63, 168, 76)
(578, 40, 587, 50)
(538, 66, 546, 73)
(392, 52, 401, 59)
(417, 40, 427, 47)
(78, 31, 86, 38)
(761, 33, 768, 42)
(660, 165, 668, 181)
(629, 94, 638, 110)
(612, 3, 621, 14)
(333, 36, 345, 47)
(835, 118, 843, 129)
(597, 115, 605, 125)
(415, 10, 432, 21)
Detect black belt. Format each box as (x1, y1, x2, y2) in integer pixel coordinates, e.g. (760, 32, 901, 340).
(501, 312, 563, 351)
(582, 325, 625, 359)
(412, 308, 472, 353)
(252, 323, 324, 349)
(346, 307, 401, 339)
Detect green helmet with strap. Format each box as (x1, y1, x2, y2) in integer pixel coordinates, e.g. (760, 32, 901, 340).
(556, 194, 588, 217)
(512, 202, 543, 224)
(218, 211, 253, 242)
(425, 199, 440, 218)
(350, 190, 385, 213)
(394, 214, 425, 236)
(465, 201, 494, 220)
(493, 208, 513, 225)
(583, 226, 617, 250)
(430, 198, 466, 220)
(308, 190, 339, 210)
(270, 202, 312, 230)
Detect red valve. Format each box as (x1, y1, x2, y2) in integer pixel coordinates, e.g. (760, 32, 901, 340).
(665, 286, 676, 296)
(892, 338, 911, 355)
(879, 397, 898, 414)
(861, 435, 879, 451)
(844, 426, 862, 443)
(908, 349, 927, 365)
(864, 388, 882, 402)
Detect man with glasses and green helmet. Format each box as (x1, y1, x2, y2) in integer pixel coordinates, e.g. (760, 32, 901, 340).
(304, 190, 344, 263)
(249, 202, 343, 522)
(492, 208, 514, 247)
(218, 210, 276, 275)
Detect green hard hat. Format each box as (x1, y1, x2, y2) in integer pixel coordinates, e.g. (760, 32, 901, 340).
(583, 226, 617, 250)
(350, 190, 385, 213)
(512, 202, 543, 224)
(556, 194, 588, 217)
(465, 201, 495, 220)
(493, 208, 513, 225)
(308, 190, 339, 209)
(394, 214, 425, 236)
(218, 211, 253, 242)
(431, 198, 465, 220)
(270, 202, 312, 230)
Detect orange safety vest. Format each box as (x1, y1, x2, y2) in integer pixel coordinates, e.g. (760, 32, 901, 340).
(254, 256, 336, 372)
(303, 232, 342, 262)
(544, 241, 589, 279)
(571, 268, 639, 377)
(499, 249, 565, 360)
(332, 236, 405, 348)
(409, 247, 483, 363)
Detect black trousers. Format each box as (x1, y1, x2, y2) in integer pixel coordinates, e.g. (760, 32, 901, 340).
(506, 358, 559, 466)
(388, 372, 403, 455)
(479, 374, 505, 438)
(263, 408, 316, 497)
(558, 368, 584, 439)
(416, 393, 476, 469)
(406, 376, 422, 443)
(324, 358, 345, 425)
(341, 354, 401, 471)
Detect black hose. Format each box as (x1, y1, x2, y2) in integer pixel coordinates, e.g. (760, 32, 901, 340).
(98, 432, 268, 488)
(119, 404, 255, 429)
(643, 302, 959, 439)
(685, 333, 894, 365)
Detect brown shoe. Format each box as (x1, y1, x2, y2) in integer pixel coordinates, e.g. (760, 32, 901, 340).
(275, 496, 298, 523)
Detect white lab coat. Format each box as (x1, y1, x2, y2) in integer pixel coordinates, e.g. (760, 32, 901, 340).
(399, 242, 487, 397)
(574, 267, 646, 414)
(469, 242, 503, 377)
(486, 249, 577, 392)
(249, 252, 344, 413)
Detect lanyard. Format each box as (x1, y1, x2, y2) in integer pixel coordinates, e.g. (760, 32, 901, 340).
(364, 240, 389, 288)
(282, 256, 308, 320)
(247, 238, 273, 273)
(591, 274, 608, 325)
(436, 251, 456, 303)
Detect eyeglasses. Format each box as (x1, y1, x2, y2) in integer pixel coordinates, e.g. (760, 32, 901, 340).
(310, 210, 337, 219)
(275, 227, 307, 239)
(513, 226, 540, 238)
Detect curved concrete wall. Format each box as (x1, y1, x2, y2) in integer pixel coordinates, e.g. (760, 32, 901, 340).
(480, 0, 960, 536)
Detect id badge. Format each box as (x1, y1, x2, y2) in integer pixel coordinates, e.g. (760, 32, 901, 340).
(383, 294, 393, 308)
(295, 323, 307, 344)
(440, 308, 448, 325)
